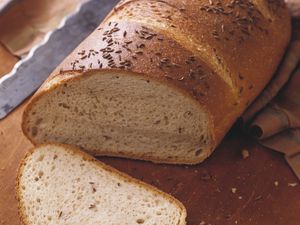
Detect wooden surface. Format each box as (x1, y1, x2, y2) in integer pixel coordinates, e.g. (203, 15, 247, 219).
(1, 103, 300, 225)
(0, 43, 18, 77)
(0, 1, 300, 225)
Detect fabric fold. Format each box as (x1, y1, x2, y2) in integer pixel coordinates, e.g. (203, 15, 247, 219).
(250, 104, 291, 140)
(243, 35, 300, 179)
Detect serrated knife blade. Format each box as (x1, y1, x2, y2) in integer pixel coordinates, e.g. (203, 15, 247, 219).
(0, 0, 118, 119)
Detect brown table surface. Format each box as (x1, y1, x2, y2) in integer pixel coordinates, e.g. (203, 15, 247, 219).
(0, 2, 300, 225)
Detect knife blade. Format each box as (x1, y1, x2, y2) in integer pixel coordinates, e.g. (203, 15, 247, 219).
(0, 0, 118, 119)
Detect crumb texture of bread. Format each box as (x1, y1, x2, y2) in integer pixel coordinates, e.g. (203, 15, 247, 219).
(17, 144, 186, 225)
(23, 72, 212, 164)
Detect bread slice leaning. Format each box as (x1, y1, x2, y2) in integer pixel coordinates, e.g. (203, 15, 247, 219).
(16, 144, 186, 225)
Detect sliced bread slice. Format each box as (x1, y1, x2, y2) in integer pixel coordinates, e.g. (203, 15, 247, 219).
(16, 144, 186, 225)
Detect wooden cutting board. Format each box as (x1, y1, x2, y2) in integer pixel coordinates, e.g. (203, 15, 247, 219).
(1, 2, 300, 225)
(1, 100, 300, 225)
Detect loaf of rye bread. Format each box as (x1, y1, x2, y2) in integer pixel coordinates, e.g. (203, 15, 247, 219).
(22, 0, 291, 164)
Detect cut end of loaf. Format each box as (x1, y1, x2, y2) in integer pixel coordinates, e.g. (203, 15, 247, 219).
(23, 70, 214, 164)
(17, 144, 186, 225)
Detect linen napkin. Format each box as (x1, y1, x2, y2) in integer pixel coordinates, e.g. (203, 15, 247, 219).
(243, 17, 300, 179)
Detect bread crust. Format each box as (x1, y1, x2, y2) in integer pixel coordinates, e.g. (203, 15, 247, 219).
(16, 143, 187, 225)
(22, 0, 291, 164)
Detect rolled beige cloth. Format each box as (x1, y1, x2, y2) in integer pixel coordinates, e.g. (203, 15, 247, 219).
(243, 13, 300, 179)
(244, 60, 300, 180)
(247, 66, 300, 138)
(286, 0, 300, 17)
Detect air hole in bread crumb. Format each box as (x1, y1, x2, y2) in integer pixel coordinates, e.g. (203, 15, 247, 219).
(156, 211, 162, 215)
(195, 149, 203, 156)
(58, 103, 70, 109)
(184, 111, 192, 118)
(37, 155, 44, 162)
(154, 120, 161, 125)
(136, 219, 145, 224)
(164, 116, 169, 125)
(31, 127, 38, 137)
(38, 171, 44, 178)
(127, 195, 132, 200)
(35, 118, 43, 125)
(103, 135, 112, 140)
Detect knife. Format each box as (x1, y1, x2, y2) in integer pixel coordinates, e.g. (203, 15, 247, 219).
(0, 0, 118, 119)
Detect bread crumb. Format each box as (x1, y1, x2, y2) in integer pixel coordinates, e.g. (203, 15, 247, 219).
(136, 219, 145, 224)
(238, 196, 243, 200)
(254, 195, 262, 201)
(89, 204, 96, 209)
(274, 181, 279, 187)
(288, 183, 298, 187)
(241, 149, 250, 159)
(231, 188, 237, 194)
(200, 173, 212, 181)
(199, 221, 206, 225)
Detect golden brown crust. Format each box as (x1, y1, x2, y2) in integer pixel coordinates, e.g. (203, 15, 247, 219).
(16, 153, 32, 225)
(16, 143, 187, 225)
(22, 0, 291, 162)
(113, 0, 291, 97)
